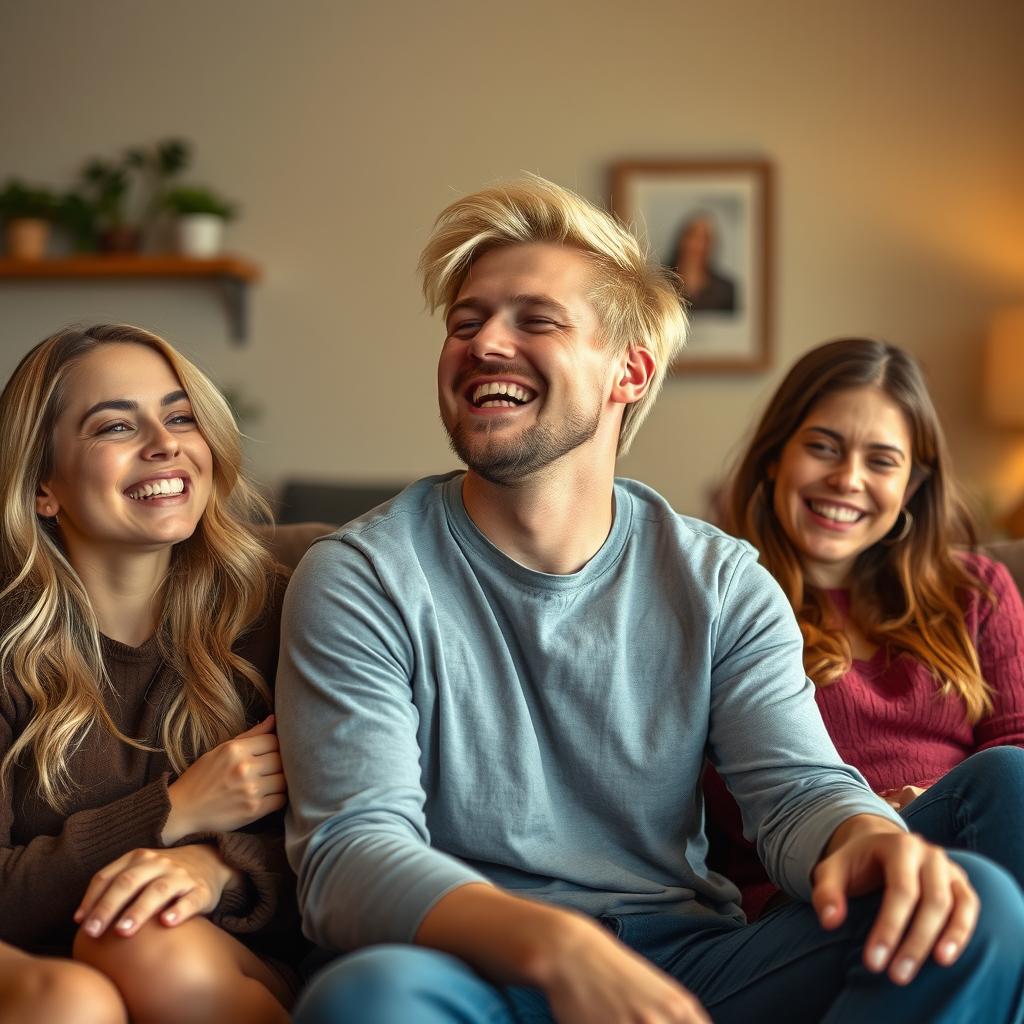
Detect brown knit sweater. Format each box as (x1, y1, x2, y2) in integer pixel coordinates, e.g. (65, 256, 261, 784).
(0, 579, 300, 963)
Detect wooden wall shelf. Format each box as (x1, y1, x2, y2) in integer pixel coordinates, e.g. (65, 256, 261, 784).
(0, 255, 262, 343)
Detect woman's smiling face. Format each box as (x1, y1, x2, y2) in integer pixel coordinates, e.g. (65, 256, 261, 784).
(37, 342, 214, 563)
(771, 385, 914, 589)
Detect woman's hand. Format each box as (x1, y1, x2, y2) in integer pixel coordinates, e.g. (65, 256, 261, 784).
(74, 844, 240, 938)
(162, 714, 286, 843)
(878, 785, 928, 811)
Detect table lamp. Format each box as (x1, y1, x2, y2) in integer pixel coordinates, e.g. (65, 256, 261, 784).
(985, 305, 1024, 536)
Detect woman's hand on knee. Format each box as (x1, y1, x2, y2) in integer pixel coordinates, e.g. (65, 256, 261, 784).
(75, 845, 237, 939)
(162, 714, 287, 843)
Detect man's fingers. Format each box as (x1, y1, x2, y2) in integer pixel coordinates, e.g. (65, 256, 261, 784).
(862, 847, 922, 973)
(256, 751, 283, 777)
(160, 890, 207, 928)
(933, 871, 979, 967)
(812, 858, 849, 929)
(886, 853, 952, 984)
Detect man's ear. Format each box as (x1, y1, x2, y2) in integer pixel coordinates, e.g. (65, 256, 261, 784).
(35, 483, 59, 519)
(610, 346, 657, 406)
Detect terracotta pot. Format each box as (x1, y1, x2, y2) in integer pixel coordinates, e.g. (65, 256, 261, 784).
(97, 226, 142, 253)
(5, 218, 50, 260)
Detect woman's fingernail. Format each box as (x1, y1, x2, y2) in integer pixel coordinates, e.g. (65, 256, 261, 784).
(867, 944, 889, 971)
(939, 940, 958, 961)
(85, 919, 101, 936)
(116, 917, 133, 932)
(164, 911, 177, 923)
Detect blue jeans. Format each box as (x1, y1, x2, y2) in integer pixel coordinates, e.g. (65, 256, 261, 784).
(900, 746, 1024, 888)
(296, 748, 1024, 1023)
(295, 847, 1024, 1023)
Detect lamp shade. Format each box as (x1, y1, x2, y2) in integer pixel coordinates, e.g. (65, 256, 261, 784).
(985, 306, 1024, 428)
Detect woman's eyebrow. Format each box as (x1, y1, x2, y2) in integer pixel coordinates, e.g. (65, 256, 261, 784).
(78, 390, 189, 429)
(803, 425, 905, 458)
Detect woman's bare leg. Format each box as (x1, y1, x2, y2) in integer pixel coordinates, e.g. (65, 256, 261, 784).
(73, 917, 290, 1024)
(0, 938, 127, 1024)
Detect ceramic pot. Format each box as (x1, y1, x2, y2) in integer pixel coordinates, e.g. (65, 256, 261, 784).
(175, 214, 225, 258)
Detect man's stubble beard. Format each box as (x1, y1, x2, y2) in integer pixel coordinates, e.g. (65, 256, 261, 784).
(444, 401, 601, 486)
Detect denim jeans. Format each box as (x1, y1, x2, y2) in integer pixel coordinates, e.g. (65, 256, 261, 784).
(296, 747, 1024, 1023)
(900, 745, 1024, 888)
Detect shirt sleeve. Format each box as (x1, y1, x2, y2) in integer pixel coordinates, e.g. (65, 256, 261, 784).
(276, 538, 490, 952)
(972, 558, 1024, 749)
(706, 551, 904, 901)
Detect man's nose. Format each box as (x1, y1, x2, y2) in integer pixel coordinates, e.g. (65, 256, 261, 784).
(467, 316, 517, 361)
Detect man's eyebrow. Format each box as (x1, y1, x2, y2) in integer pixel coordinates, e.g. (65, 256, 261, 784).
(803, 425, 906, 458)
(446, 294, 571, 322)
(79, 390, 189, 429)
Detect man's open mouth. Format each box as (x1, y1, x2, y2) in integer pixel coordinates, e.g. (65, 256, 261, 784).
(469, 381, 537, 409)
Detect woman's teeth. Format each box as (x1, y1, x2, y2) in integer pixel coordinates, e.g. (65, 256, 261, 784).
(809, 501, 862, 523)
(126, 477, 185, 500)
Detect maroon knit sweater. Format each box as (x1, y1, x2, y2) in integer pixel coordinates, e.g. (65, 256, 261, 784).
(0, 575, 300, 964)
(704, 552, 1024, 921)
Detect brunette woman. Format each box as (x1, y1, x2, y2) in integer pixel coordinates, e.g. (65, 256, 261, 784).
(706, 337, 1024, 920)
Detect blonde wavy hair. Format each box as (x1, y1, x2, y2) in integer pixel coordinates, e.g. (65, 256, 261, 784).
(418, 174, 688, 455)
(725, 338, 992, 722)
(0, 324, 275, 811)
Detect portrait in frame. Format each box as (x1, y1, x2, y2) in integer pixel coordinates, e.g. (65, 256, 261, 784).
(611, 160, 772, 373)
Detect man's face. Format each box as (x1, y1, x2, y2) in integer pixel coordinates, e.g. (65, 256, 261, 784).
(437, 243, 620, 485)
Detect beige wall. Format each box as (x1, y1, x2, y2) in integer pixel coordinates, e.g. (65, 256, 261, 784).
(2, 0, 1023, 524)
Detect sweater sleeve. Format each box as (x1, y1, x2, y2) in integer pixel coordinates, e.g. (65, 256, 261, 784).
(706, 551, 904, 901)
(972, 557, 1024, 750)
(0, 701, 172, 946)
(276, 538, 490, 953)
(171, 821, 293, 934)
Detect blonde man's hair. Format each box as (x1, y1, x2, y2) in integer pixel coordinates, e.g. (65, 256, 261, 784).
(0, 324, 275, 811)
(419, 175, 688, 455)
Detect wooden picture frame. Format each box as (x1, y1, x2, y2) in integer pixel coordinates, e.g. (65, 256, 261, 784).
(611, 160, 772, 374)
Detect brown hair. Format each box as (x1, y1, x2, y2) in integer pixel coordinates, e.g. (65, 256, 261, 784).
(725, 337, 992, 721)
(0, 324, 275, 810)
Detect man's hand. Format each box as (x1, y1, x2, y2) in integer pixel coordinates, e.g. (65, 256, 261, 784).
(417, 884, 708, 1023)
(812, 815, 978, 985)
(541, 914, 710, 1024)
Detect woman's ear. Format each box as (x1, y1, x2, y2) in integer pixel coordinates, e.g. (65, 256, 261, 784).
(35, 483, 59, 519)
(611, 346, 657, 406)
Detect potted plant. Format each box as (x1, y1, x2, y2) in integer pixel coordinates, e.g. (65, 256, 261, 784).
(161, 185, 238, 258)
(0, 179, 59, 259)
(73, 138, 192, 252)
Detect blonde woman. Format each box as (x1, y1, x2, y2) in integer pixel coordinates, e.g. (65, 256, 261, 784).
(0, 325, 295, 1023)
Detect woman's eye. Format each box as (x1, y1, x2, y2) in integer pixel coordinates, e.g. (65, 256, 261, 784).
(522, 318, 555, 329)
(806, 442, 837, 457)
(99, 421, 131, 434)
(168, 413, 196, 427)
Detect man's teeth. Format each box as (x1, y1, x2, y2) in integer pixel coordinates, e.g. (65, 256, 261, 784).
(126, 478, 186, 500)
(472, 381, 532, 407)
(810, 501, 862, 523)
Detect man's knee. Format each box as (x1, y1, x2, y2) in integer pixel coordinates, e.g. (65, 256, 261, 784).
(948, 851, 1024, 970)
(295, 945, 468, 1024)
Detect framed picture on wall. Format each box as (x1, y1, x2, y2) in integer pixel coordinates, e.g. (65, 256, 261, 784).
(610, 160, 772, 374)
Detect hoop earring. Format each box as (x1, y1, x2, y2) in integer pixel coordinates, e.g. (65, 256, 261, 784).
(883, 508, 913, 545)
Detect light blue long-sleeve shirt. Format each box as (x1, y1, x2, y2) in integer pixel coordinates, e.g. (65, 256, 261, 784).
(277, 472, 901, 952)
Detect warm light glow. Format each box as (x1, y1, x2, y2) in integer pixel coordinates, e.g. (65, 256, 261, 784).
(985, 306, 1024, 428)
